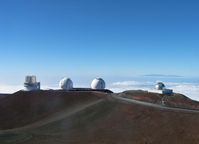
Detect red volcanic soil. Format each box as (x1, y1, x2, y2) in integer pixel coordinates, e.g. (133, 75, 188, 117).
(0, 94, 9, 100)
(1, 90, 199, 144)
(20, 97, 199, 144)
(121, 90, 163, 104)
(165, 93, 199, 109)
(121, 90, 199, 110)
(0, 90, 107, 130)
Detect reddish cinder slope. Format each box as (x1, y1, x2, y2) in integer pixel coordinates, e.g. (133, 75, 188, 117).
(20, 97, 199, 144)
(0, 90, 107, 130)
(165, 93, 199, 109)
(1, 91, 199, 144)
(122, 90, 199, 110)
(0, 94, 9, 100)
(121, 90, 162, 104)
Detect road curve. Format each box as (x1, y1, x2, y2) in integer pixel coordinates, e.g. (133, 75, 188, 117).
(111, 94, 199, 113)
(0, 99, 104, 134)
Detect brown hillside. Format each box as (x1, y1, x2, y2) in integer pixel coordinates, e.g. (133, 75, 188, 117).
(121, 90, 199, 110)
(0, 94, 9, 100)
(0, 90, 199, 144)
(0, 90, 107, 130)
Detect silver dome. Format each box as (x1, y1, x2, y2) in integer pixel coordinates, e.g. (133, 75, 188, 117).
(155, 82, 165, 90)
(59, 77, 73, 90)
(91, 78, 106, 89)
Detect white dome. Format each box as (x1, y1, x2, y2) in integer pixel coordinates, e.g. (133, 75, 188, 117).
(59, 78, 73, 90)
(155, 82, 165, 90)
(91, 78, 106, 89)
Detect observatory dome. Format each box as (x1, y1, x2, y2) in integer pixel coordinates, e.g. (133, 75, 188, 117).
(155, 82, 165, 90)
(91, 78, 106, 89)
(59, 78, 73, 90)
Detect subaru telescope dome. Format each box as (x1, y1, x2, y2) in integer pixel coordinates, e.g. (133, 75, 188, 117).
(91, 78, 106, 89)
(59, 78, 73, 90)
(155, 82, 165, 90)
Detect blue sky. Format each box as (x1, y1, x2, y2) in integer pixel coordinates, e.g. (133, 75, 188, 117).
(0, 0, 199, 85)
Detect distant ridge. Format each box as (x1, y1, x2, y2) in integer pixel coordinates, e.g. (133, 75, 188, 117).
(144, 74, 183, 78)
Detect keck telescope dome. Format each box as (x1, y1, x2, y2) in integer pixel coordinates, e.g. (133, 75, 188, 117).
(91, 78, 106, 89)
(59, 78, 73, 90)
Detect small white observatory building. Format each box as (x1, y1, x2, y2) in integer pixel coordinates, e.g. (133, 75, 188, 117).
(91, 78, 106, 90)
(24, 75, 40, 91)
(59, 77, 73, 90)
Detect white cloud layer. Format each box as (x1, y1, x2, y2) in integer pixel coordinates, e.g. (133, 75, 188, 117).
(108, 81, 199, 101)
(0, 85, 23, 94)
(0, 85, 59, 94)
